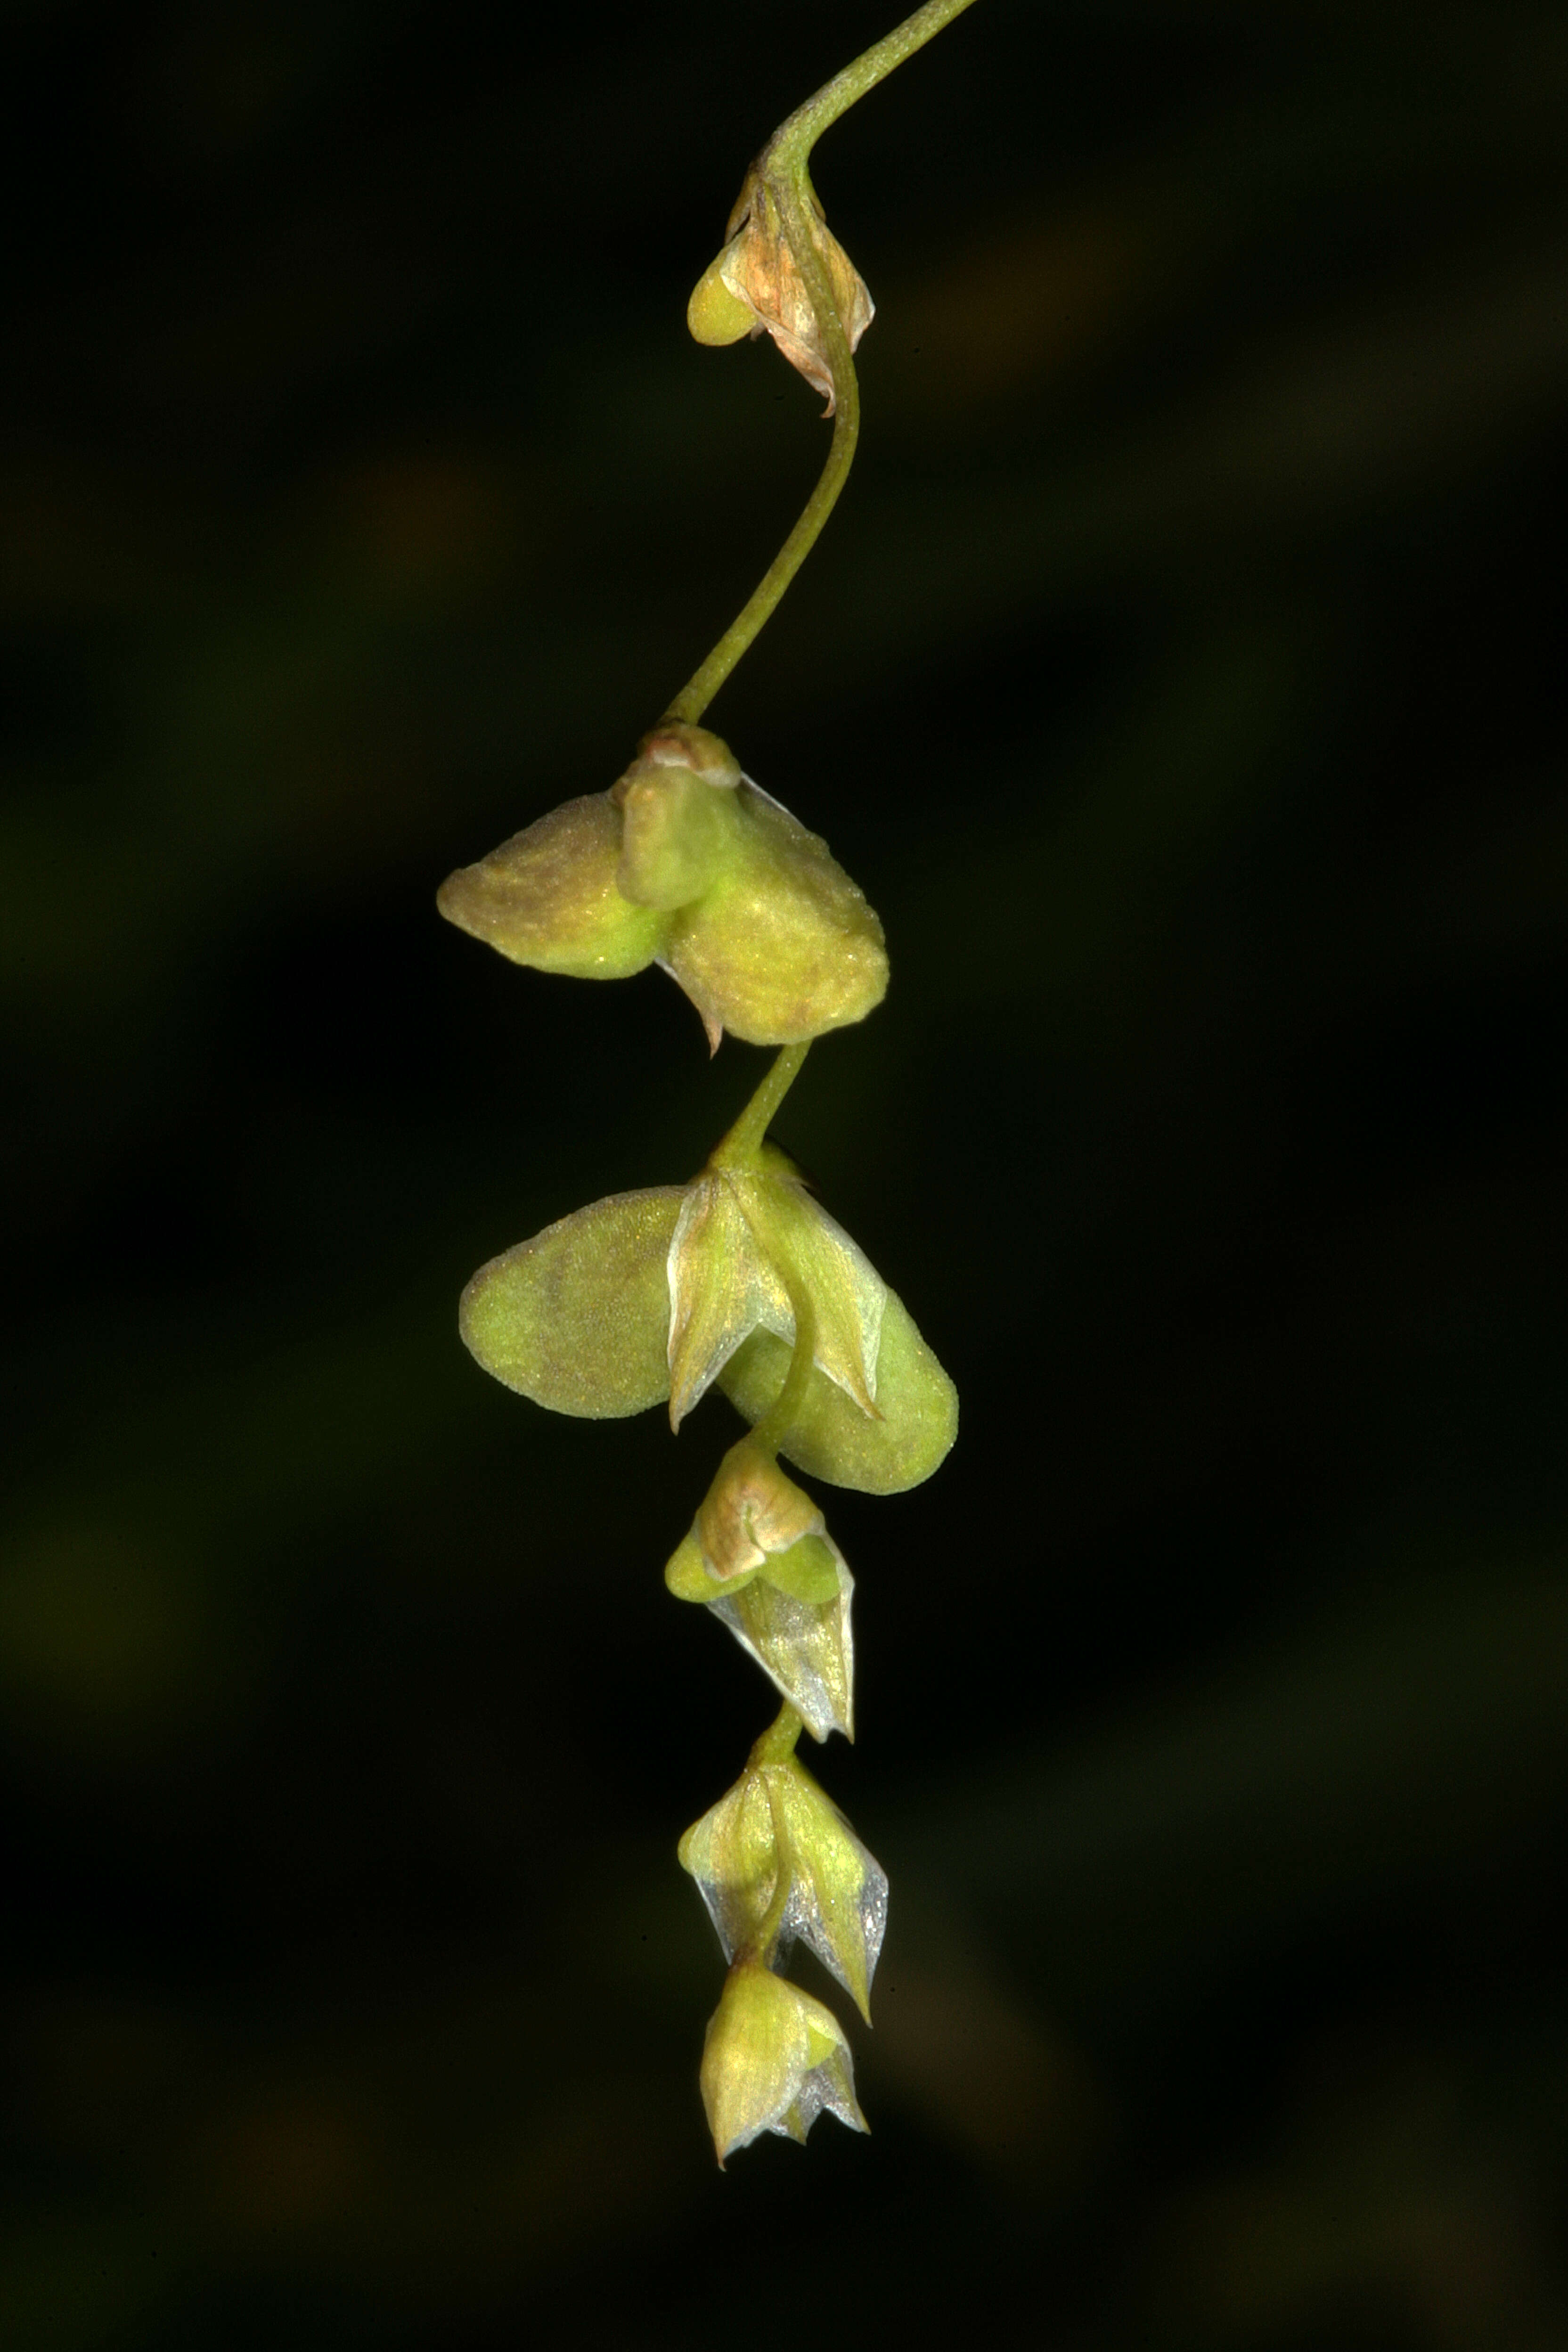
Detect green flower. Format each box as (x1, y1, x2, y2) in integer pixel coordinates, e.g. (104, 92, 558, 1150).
(699, 1956, 866, 2166)
(665, 1439, 854, 1739)
(437, 722, 886, 1048)
(458, 1152, 956, 1495)
(679, 1748, 888, 2021)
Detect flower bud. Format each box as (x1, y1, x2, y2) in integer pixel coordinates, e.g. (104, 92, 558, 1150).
(680, 1752, 888, 2021)
(699, 1955, 866, 2165)
(664, 1439, 855, 1737)
(688, 171, 874, 414)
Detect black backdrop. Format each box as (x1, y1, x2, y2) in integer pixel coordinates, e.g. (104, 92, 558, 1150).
(3, 3, 1567, 2346)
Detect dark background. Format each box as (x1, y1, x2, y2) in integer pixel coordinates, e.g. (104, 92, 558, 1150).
(3, 1, 1567, 2345)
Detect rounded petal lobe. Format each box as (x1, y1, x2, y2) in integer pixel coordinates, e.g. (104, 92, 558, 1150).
(665, 784, 887, 1045)
(438, 795, 667, 980)
(459, 1187, 685, 1417)
(717, 1287, 957, 1493)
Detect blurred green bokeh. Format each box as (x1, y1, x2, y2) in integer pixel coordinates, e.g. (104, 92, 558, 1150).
(2, 2, 1566, 2345)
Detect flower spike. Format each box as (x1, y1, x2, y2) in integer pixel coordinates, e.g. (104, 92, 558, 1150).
(441, 0, 979, 2160)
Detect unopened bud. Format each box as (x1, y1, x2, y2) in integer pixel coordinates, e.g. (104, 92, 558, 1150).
(664, 1437, 856, 1737)
(699, 1955, 866, 2165)
(681, 1750, 889, 2021)
(688, 170, 874, 415)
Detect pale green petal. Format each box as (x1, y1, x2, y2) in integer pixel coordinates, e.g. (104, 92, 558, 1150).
(718, 1286, 957, 1493)
(687, 252, 756, 345)
(665, 1531, 729, 1604)
(665, 1175, 792, 1430)
(459, 1188, 683, 1417)
(735, 1173, 885, 1416)
(616, 765, 739, 911)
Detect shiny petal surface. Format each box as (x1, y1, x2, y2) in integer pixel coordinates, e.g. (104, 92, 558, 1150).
(736, 1172, 886, 1416)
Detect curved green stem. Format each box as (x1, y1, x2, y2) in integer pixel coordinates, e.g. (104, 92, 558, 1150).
(662, 0, 980, 725)
(750, 1701, 804, 1770)
(709, 1043, 821, 1458)
(749, 1285, 818, 1459)
(771, 0, 982, 171)
(662, 347, 858, 727)
(748, 1738, 806, 1963)
(710, 1041, 810, 1170)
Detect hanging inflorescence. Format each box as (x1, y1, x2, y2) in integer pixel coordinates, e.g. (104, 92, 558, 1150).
(437, 2, 975, 2164)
